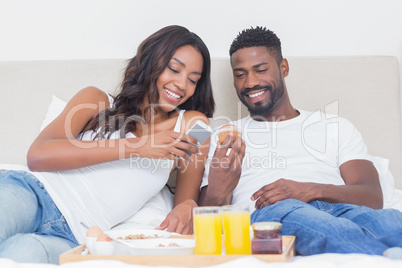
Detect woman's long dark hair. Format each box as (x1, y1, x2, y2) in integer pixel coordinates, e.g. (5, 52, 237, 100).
(84, 25, 215, 139)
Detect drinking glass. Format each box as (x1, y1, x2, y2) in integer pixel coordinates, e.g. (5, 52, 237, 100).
(222, 205, 251, 254)
(193, 206, 222, 255)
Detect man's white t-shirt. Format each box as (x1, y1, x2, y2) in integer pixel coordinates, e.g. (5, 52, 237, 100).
(201, 109, 370, 212)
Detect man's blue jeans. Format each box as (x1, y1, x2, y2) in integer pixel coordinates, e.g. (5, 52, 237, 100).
(251, 199, 402, 255)
(0, 170, 78, 263)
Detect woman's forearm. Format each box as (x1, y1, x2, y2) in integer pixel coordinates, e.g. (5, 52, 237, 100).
(27, 137, 141, 171)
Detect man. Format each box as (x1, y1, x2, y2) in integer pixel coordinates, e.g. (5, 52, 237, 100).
(199, 26, 402, 257)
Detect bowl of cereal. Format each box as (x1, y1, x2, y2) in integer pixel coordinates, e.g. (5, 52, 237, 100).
(105, 229, 194, 255)
(119, 238, 195, 255)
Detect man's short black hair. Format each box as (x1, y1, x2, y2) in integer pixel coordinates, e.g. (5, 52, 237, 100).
(229, 26, 283, 65)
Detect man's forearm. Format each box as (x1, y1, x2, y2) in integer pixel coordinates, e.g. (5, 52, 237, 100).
(312, 183, 383, 209)
(199, 186, 232, 206)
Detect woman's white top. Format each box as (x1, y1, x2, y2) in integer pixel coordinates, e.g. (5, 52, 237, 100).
(32, 96, 185, 243)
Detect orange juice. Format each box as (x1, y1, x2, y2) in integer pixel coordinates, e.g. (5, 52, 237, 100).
(223, 207, 251, 254)
(193, 207, 222, 255)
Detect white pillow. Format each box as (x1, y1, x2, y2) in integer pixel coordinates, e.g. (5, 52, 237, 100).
(0, 163, 29, 171)
(39, 95, 67, 131)
(368, 155, 395, 207)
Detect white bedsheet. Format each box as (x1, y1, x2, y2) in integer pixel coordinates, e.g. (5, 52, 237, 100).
(1, 253, 402, 268)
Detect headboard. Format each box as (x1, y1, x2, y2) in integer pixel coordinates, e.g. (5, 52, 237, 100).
(0, 56, 400, 189)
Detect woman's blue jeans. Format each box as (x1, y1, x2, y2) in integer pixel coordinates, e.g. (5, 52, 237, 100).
(251, 199, 402, 256)
(0, 170, 78, 263)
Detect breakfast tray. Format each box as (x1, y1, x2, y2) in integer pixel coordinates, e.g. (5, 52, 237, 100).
(60, 235, 295, 266)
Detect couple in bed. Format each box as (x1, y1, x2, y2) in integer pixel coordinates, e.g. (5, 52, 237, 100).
(0, 25, 401, 263)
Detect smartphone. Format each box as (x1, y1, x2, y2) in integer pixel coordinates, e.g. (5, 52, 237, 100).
(186, 120, 213, 145)
(177, 120, 212, 157)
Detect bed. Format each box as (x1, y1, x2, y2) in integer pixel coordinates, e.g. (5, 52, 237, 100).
(0, 57, 401, 267)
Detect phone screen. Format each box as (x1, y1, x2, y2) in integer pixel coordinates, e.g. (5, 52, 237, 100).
(177, 121, 212, 157)
(186, 122, 212, 144)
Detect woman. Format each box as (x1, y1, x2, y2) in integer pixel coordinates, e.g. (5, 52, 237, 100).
(0, 25, 215, 263)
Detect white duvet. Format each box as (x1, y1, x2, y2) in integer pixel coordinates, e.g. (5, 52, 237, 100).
(1, 164, 402, 267)
(1, 250, 402, 267)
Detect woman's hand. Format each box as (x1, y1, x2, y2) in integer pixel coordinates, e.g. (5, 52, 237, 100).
(131, 131, 201, 162)
(155, 199, 197, 235)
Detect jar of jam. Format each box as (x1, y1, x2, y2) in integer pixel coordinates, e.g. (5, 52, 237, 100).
(251, 221, 282, 254)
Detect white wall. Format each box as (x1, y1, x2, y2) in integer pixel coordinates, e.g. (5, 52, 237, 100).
(1, 0, 401, 59)
(1, 0, 402, 87)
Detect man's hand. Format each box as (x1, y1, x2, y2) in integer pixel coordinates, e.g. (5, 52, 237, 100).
(251, 179, 315, 209)
(156, 199, 197, 235)
(200, 134, 246, 206)
(251, 159, 383, 210)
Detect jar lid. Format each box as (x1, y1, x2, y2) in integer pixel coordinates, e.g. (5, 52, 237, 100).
(252, 221, 282, 231)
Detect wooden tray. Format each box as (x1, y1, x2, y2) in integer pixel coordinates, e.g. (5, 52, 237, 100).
(60, 235, 295, 267)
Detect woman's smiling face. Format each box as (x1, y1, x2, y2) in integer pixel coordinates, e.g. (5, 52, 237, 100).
(156, 45, 203, 113)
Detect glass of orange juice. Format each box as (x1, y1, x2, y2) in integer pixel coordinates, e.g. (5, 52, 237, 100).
(222, 205, 251, 255)
(193, 206, 222, 255)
